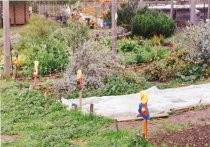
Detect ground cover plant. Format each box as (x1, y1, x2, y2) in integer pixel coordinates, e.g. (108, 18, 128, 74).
(0, 80, 150, 146)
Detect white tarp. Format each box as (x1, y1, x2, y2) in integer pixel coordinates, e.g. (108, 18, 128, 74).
(61, 83, 210, 119)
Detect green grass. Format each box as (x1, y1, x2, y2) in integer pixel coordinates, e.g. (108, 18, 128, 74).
(0, 80, 150, 146)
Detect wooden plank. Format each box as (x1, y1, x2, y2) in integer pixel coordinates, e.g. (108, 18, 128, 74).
(117, 113, 169, 122)
(172, 103, 210, 113)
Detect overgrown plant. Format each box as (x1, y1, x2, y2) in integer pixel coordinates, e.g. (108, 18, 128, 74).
(14, 15, 89, 76)
(179, 22, 210, 65)
(57, 40, 118, 91)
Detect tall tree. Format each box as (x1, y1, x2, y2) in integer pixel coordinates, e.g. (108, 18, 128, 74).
(3, 0, 11, 78)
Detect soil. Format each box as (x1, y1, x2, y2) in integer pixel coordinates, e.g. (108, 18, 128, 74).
(107, 107, 210, 146)
(1, 135, 19, 143)
(150, 125, 210, 147)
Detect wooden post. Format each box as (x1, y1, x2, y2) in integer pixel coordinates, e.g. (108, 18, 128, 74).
(143, 119, 148, 139)
(79, 90, 82, 108)
(33, 61, 39, 87)
(208, 0, 210, 19)
(72, 103, 78, 110)
(170, 0, 174, 19)
(3, 0, 11, 78)
(190, 0, 196, 24)
(115, 119, 119, 132)
(111, 0, 117, 62)
(90, 103, 94, 115)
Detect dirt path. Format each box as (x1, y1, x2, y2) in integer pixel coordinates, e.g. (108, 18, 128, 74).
(108, 107, 210, 146)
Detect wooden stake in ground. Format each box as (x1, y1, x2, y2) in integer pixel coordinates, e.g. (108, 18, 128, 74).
(138, 91, 150, 140)
(3, 0, 11, 78)
(77, 70, 83, 108)
(33, 61, 39, 87)
(111, 0, 117, 62)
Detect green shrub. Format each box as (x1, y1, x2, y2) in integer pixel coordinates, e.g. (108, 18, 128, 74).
(14, 15, 70, 75)
(131, 9, 175, 38)
(15, 15, 89, 76)
(118, 39, 169, 65)
(118, 38, 141, 52)
(145, 49, 208, 82)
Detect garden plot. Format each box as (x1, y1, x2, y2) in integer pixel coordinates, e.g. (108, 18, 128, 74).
(61, 83, 210, 120)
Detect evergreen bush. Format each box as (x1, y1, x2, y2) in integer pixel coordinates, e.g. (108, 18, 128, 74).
(131, 9, 175, 38)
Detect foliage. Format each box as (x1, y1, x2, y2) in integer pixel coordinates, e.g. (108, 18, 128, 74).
(15, 15, 89, 76)
(176, 64, 208, 82)
(14, 15, 70, 76)
(102, 72, 151, 96)
(99, 36, 112, 48)
(104, 1, 139, 30)
(118, 39, 169, 65)
(67, 71, 151, 98)
(118, 38, 141, 52)
(56, 40, 118, 92)
(20, 14, 59, 43)
(144, 49, 209, 82)
(178, 22, 210, 65)
(131, 9, 175, 38)
(58, 20, 89, 54)
(150, 35, 165, 46)
(1, 80, 151, 146)
(117, 2, 139, 30)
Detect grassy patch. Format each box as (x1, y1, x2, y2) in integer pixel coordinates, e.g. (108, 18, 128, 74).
(0, 80, 150, 146)
(162, 121, 193, 132)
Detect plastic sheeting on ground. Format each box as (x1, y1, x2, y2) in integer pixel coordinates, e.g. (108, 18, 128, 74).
(61, 83, 210, 120)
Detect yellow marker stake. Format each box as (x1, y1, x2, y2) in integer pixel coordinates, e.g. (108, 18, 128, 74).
(139, 91, 149, 140)
(33, 61, 39, 87)
(77, 70, 83, 108)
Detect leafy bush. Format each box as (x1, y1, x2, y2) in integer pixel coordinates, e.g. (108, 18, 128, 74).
(15, 15, 89, 76)
(179, 22, 210, 65)
(118, 38, 141, 52)
(57, 40, 118, 92)
(118, 39, 169, 65)
(145, 49, 208, 82)
(131, 9, 175, 38)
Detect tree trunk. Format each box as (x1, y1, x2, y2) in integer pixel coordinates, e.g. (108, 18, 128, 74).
(170, 0, 174, 19)
(3, 0, 11, 78)
(190, 0, 196, 24)
(112, 0, 117, 62)
(208, 0, 210, 19)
